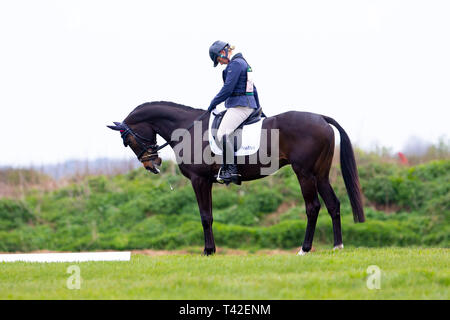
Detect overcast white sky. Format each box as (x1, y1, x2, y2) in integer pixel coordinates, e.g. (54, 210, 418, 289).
(0, 0, 449, 166)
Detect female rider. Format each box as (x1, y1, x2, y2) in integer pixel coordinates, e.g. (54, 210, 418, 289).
(207, 40, 261, 184)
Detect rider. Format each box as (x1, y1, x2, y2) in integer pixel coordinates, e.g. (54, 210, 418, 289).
(207, 40, 261, 184)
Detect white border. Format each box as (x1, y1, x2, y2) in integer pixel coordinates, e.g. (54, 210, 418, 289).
(0, 251, 131, 263)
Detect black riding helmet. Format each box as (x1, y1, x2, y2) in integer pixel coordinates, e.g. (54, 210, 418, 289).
(209, 40, 229, 67)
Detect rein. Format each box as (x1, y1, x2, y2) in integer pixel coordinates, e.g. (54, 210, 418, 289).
(122, 111, 210, 163)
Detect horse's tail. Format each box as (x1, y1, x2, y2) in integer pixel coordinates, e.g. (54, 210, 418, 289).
(322, 115, 365, 223)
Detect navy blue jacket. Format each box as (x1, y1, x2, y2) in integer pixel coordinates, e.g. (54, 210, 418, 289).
(209, 53, 260, 110)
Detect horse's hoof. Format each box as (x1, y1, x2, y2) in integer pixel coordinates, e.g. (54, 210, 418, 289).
(203, 248, 216, 256)
(297, 248, 308, 256)
(333, 244, 344, 251)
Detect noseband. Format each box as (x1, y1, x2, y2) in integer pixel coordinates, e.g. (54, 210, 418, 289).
(116, 110, 209, 163)
(120, 122, 160, 162)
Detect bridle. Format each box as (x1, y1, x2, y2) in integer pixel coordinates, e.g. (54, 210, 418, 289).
(120, 122, 168, 163)
(113, 110, 210, 164)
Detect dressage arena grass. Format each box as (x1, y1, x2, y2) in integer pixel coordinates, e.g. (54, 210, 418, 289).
(0, 247, 448, 300)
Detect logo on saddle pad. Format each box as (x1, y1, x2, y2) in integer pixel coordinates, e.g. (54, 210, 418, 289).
(208, 109, 265, 156)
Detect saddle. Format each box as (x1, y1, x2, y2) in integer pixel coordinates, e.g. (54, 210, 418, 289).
(208, 107, 265, 156)
(211, 107, 263, 142)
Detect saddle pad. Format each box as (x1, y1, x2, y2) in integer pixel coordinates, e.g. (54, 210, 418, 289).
(208, 111, 265, 156)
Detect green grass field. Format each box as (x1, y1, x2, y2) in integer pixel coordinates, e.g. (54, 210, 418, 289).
(0, 247, 448, 300)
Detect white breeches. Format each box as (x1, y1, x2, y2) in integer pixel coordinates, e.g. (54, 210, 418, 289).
(216, 106, 255, 141)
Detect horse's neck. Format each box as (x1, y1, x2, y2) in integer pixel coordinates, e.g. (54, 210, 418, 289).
(130, 103, 203, 144)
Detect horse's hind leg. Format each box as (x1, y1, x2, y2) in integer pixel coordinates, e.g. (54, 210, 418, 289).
(293, 167, 321, 255)
(317, 178, 343, 250)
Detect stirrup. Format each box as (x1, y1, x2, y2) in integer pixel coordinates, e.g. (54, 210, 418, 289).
(216, 168, 241, 185)
(216, 167, 225, 184)
(216, 169, 242, 186)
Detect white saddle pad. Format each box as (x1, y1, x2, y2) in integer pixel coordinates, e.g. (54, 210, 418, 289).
(208, 111, 265, 156)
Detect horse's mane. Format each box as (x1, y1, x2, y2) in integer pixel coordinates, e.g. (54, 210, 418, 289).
(125, 101, 204, 123)
(131, 101, 203, 114)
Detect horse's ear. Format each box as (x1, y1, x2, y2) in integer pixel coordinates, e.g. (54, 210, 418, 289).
(107, 122, 123, 131)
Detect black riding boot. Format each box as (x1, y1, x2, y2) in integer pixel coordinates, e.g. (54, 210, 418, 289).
(217, 135, 240, 185)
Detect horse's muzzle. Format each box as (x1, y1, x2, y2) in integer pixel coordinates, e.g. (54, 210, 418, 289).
(143, 157, 162, 174)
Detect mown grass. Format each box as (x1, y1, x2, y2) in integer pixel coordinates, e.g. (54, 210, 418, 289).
(0, 247, 448, 300)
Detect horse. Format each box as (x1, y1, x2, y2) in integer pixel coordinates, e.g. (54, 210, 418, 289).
(107, 101, 365, 255)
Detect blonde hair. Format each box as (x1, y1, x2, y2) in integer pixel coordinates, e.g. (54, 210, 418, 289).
(226, 44, 235, 52)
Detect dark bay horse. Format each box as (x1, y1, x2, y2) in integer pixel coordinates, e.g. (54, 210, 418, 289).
(108, 101, 365, 255)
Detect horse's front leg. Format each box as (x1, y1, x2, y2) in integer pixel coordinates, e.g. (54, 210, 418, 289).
(191, 175, 215, 256)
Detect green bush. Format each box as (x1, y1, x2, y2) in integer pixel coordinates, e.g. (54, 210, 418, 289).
(363, 176, 397, 206)
(0, 199, 35, 231)
(0, 159, 448, 251)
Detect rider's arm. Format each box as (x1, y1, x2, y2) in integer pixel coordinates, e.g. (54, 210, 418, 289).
(208, 61, 241, 111)
(253, 85, 261, 109)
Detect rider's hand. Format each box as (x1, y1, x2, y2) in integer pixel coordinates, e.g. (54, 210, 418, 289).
(207, 104, 215, 112)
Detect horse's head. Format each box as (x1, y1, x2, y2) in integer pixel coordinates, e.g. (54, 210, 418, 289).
(107, 121, 162, 174)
